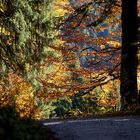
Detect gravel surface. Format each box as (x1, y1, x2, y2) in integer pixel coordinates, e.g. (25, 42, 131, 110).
(43, 116, 140, 140)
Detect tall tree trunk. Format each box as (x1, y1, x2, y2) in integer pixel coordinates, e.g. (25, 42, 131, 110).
(120, 0, 139, 110)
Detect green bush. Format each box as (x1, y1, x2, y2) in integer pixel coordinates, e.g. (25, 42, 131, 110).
(52, 95, 98, 117)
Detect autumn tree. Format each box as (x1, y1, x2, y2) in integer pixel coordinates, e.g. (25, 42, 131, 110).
(59, 0, 121, 95)
(61, 0, 140, 111)
(1, 0, 139, 118)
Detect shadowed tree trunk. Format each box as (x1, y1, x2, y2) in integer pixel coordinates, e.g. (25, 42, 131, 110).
(120, 0, 139, 110)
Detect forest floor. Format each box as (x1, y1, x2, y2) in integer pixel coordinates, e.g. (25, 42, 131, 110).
(43, 115, 140, 140)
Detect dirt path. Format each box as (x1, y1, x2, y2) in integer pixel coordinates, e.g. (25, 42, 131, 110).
(43, 116, 140, 140)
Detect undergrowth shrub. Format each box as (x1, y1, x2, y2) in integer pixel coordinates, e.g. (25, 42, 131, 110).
(0, 107, 58, 140)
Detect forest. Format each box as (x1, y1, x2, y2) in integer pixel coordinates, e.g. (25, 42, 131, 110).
(0, 0, 140, 139)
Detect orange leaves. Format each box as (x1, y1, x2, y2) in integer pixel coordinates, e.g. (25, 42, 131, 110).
(0, 85, 14, 107)
(0, 0, 123, 119)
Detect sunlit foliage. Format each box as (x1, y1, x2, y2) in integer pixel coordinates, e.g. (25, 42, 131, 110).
(1, 0, 138, 119)
(0, 72, 36, 118)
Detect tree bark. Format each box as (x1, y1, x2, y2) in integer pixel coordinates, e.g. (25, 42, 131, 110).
(120, 0, 139, 110)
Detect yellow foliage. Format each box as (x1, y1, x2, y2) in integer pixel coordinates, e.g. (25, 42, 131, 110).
(15, 93, 34, 118)
(107, 41, 121, 48)
(25, 63, 32, 72)
(0, 72, 36, 118)
(52, 38, 66, 46)
(0, 27, 11, 35)
(53, 0, 73, 17)
(92, 80, 120, 108)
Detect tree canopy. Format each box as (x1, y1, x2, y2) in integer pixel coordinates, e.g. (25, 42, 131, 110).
(0, 0, 140, 121)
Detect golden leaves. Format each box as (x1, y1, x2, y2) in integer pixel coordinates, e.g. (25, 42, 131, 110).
(0, 72, 35, 118)
(15, 93, 35, 118)
(0, 27, 11, 35)
(107, 41, 121, 48)
(53, 0, 72, 17)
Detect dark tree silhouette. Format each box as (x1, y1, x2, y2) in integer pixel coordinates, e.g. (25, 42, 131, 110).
(120, 0, 139, 110)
